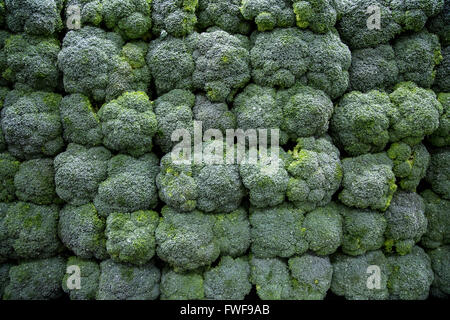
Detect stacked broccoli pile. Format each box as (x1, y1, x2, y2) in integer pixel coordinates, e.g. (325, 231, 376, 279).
(0, 0, 449, 301)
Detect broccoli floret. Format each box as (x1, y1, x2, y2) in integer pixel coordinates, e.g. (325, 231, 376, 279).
(5, 202, 62, 259)
(339, 152, 397, 211)
(60, 94, 103, 147)
(331, 90, 396, 156)
(94, 153, 160, 217)
(3, 257, 65, 300)
(348, 45, 399, 92)
(204, 256, 252, 300)
(383, 191, 427, 255)
(331, 250, 389, 300)
(286, 136, 342, 212)
(390, 0, 444, 32)
(250, 203, 307, 258)
(240, 0, 295, 31)
(14, 158, 58, 205)
(98, 91, 157, 156)
(64, 0, 103, 27)
(420, 190, 450, 249)
(1, 89, 63, 160)
(428, 245, 450, 298)
(435, 46, 450, 92)
(0, 263, 11, 297)
(58, 203, 107, 260)
(341, 205, 386, 256)
(0, 153, 19, 202)
(292, 0, 337, 33)
(213, 208, 251, 257)
(5, 0, 63, 36)
(426, 148, 450, 200)
(105, 210, 159, 265)
(197, 0, 251, 34)
(102, 0, 152, 39)
(97, 259, 160, 300)
(427, 0, 450, 45)
(160, 268, 204, 300)
(155, 206, 220, 271)
(193, 94, 236, 134)
(62, 257, 100, 300)
(0, 203, 13, 262)
(387, 246, 434, 300)
(152, 0, 197, 37)
(54, 144, 111, 205)
(0, 31, 10, 87)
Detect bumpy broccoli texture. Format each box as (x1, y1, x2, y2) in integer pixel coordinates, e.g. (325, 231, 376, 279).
(428, 246, 450, 298)
(426, 147, 450, 200)
(428, 93, 450, 147)
(420, 190, 450, 249)
(160, 268, 204, 300)
(292, 0, 337, 33)
(64, 0, 103, 27)
(62, 257, 100, 300)
(197, 0, 250, 34)
(240, 0, 295, 31)
(152, 0, 198, 37)
(0, 152, 19, 202)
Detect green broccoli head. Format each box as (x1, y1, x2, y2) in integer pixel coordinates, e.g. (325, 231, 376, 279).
(58, 203, 107, 260)
(94, 153, 160, 217)
(420, 190, 450, 249)
(331, 90, 395, 156)
(0, 153, 19, 202)
(105, 210, 159, 265)
(98, 91, 157, 156)
(5, 202, 62, 259)
(197, 0, 251, 34)
(286, 136, 342, 212)
(428, 0, 450, 45)
(426, 147, 450, 200)
(383, 191, 427, 255)
(3, 257, 65, 300)
(97, 259, 160, 300)
(64, 0, 103, 27)
(387, 245, 434, 300)
(5, 0, 63, 36)
(0, 263, 11, 297)
(54, 143, 111, 205)
(0, 203, 13, 262)
(14, 158, 58, 205)
(250, 203, 308, 258)
(390, 0, 444, 32)
(152, 0, 197, 37)
(160, 268, 204, 300)
(428, 245, 450, 298)
(331, 250, 389, 300)
(62, 257, 100, 300)
(435, 46, 450, 92)
(240, 0, 295, 31)
(1, 89, 63, 160)
(102, 0, 152, 39)
(193, 94, 236, 134)
(292, 0, 337, 33)
(155, 206, 220, 271)
(339, 152, 397, 211)
(213, 208, 251, 257)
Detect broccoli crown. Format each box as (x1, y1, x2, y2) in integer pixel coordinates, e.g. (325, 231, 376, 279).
(152, 0, 198, 37)
(390, 0, 444, 32)
(64, 0, 103, 27)
(427, 0, 450, 46)
(250, 28, 351, 99)
(62, 257, 100, 300)
(155, 206, 220, 271)
(387, 245, 434, 300)
(394, 31, 443, 88)
(60, 94, 103, 147)
(0, 203, 13, 261)
(285, 136, 342, 211)
(14, 158, 58, 205)
(193, 94, 236, 134)
(58, 203, 107, 260)
(102, 0, 151, 39)
(213, 208, 251, 257)
(98, 91, 157, 156)
(5, 202, 62, 259)
(197, 0, 251, 34)
(240, 0, 295, 31)
(426, 147, 450, 200)
(54, 143, 111, 205)
(97, 259, 160, 300)
(331, 250, 389, 300)
(0, 263, 11, 297)
(420, 190, 450, 249)
(339, 152, 397, 211)
(105, 210, 159, 265)
(383, 191, 428, 255)
(331, 90, 396, 156)
(292, 0, 337, 33)
(94, 153, 160, 216)
(250, 203, 308, 258)
(5, 0, 63, 36)
(3, 256, 66, 300)
(428, 245, 450, 297)
(160, 268, 204, 300)
(0, 152, 19, 202)
(1, 89, 63, 160)
(435, 46, 450, 92)
(2, 33, 60, 90)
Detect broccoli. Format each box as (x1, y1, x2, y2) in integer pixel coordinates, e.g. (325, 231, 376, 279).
(3, 257, 66, 300)
(331, 250, 389, 300)
(390, 0, 444, 32)
(204, 256, 252, 300)
(94, 153, 160, 217)
(387, 246, 434, 300)
(58, 203, 107, 260)
(285, 136, 342, 212)
(62, 257, 100, 300)
(240, 0, 295, 31)
(14, 158, 59, 205)
(105, 210, 159, 265)
(292, 0, 337, 33)
(435, 46, 450, 92)
(54, 143, 111, 206)
(0, 263, 11, 297)
(197, 0, 251, 34)
(1, 89, 64, 160)
(0, 0, 5, 27)
(155, 206, 220, 271)
(420, 190, 450, 249)
(428, 0, 450, 46)
(0, 31, 10, 86)
(426, 148, 450, 200)
(0, 153, 19, 202)
(97, 259, 160, 300)
(160, 268, 204, 300)
(98, 91, 157, 156)
(193, 94, 236, 134)
(0, 203, 13, 262)
(339, 152, 397, 211)
(428, 245, 450, 298)
(64, 0, 103, 27)
(213, 208, 251, 257)
(152, 0, 198, 37)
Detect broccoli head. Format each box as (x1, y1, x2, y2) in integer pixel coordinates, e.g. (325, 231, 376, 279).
(428, 245, 450, 298)
(193, 94, 236, 134)
(427, 0, 450, 46)
(0, 152, 19, 202)
(240, 0, 295, 31)
(152, 0, 198, 37)
(64, 0, 103, 27)
(390, 0, 444, 32)
(292, 0, 337, 33)
(426, 147, 450, 200)
(197, 0, 251, 34)
(428, 91, 449, 147)
(62, 257, 100, 300)
(435, 46, 450, 92)
(420, 190, 450, 249)
(160, 268, 204, 300)
(213, 208, 251, 257)
(0, 203, 13, 262)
